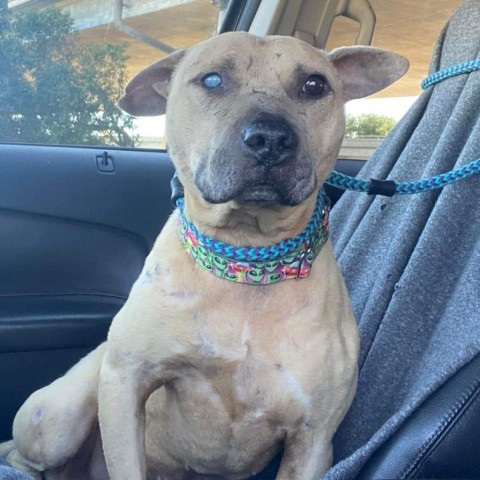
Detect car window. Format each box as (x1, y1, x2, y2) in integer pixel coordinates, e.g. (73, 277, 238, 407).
(1, 0, 463, 156)
(0, 0, 229, 149)
(326, 0, 463, 160)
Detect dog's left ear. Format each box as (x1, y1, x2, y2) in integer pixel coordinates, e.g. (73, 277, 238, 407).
(118, 49, 186, 116)
(329, 46, 409, 102)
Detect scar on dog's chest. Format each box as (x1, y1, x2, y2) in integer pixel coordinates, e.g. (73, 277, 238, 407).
(183, 349, 311, 427)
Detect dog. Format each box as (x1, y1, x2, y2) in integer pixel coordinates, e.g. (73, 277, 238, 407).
(1, 32, 408, 480)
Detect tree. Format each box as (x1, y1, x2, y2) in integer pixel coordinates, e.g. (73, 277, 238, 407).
(345, 114, 397, 139)
(0, 1, 135, 146)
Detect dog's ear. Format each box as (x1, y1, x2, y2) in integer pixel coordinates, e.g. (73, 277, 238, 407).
(329, 47, 409, 102)
(118, 49, 186, 116)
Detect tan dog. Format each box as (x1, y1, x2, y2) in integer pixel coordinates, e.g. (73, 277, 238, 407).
(1, 32, 408, 480)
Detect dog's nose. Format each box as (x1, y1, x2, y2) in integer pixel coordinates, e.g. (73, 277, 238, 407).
(242, 120, 298, 165)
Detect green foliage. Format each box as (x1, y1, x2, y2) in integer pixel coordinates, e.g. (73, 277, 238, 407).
(345, 114, 397, 139)
(0, 3, 135, 146)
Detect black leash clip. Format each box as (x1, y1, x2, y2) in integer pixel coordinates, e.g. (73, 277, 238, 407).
(367, 179, 397, 197)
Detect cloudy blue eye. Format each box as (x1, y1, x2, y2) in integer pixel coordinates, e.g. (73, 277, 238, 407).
(202, 73, 223, 89)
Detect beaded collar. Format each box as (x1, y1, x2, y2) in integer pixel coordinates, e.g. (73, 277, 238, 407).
(176, 190, 330, 285)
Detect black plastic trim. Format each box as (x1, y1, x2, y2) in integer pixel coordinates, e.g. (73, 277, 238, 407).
(219, 0, 260, 33)
(358, 353, 480, 479)
(236, 0, 263, 31)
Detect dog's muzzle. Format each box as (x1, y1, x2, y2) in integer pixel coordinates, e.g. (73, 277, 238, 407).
(194, 115, 314, 206)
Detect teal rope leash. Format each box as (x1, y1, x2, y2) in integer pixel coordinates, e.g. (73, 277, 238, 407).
(326, 57, 480, 197)
(326, 159, 480, 196)
(421, 58, 480, 90)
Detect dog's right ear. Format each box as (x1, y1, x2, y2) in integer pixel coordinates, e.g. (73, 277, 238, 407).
(118, 50, 186, 117)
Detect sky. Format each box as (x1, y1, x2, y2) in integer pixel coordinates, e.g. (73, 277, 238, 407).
(345, 96, 418, 120)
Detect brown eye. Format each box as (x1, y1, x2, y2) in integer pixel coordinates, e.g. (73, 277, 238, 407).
(302, 75, 329, 97)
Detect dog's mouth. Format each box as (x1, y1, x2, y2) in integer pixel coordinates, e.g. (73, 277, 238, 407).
(236, 184, 281, 205)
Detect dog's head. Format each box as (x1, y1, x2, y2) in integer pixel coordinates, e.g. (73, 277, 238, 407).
(120, 32, 408, 207)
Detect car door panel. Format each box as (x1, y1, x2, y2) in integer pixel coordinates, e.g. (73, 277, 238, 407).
(0, 143, 175, 440)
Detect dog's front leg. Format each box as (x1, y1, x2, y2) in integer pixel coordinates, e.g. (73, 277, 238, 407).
(98, 349, 159, 480)
(276, 428, 333, 480)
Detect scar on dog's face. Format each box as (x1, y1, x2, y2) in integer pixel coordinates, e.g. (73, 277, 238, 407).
(119, 32, 408, 207)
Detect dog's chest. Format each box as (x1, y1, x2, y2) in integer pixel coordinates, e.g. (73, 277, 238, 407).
(138, 240, 358, 475)
(147, 354, 301, 476)
(158, 347, 310, 469)
(176, 304, 321, 428)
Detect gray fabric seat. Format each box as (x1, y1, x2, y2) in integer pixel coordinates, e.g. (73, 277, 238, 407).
(0, 457, 31, 480)
(326, 0, 480, 478)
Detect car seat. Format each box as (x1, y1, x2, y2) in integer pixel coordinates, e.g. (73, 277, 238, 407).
(326, 0, 480, 477)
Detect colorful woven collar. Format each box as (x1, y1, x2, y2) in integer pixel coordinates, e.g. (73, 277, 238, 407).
(176, 190, 330, 285)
